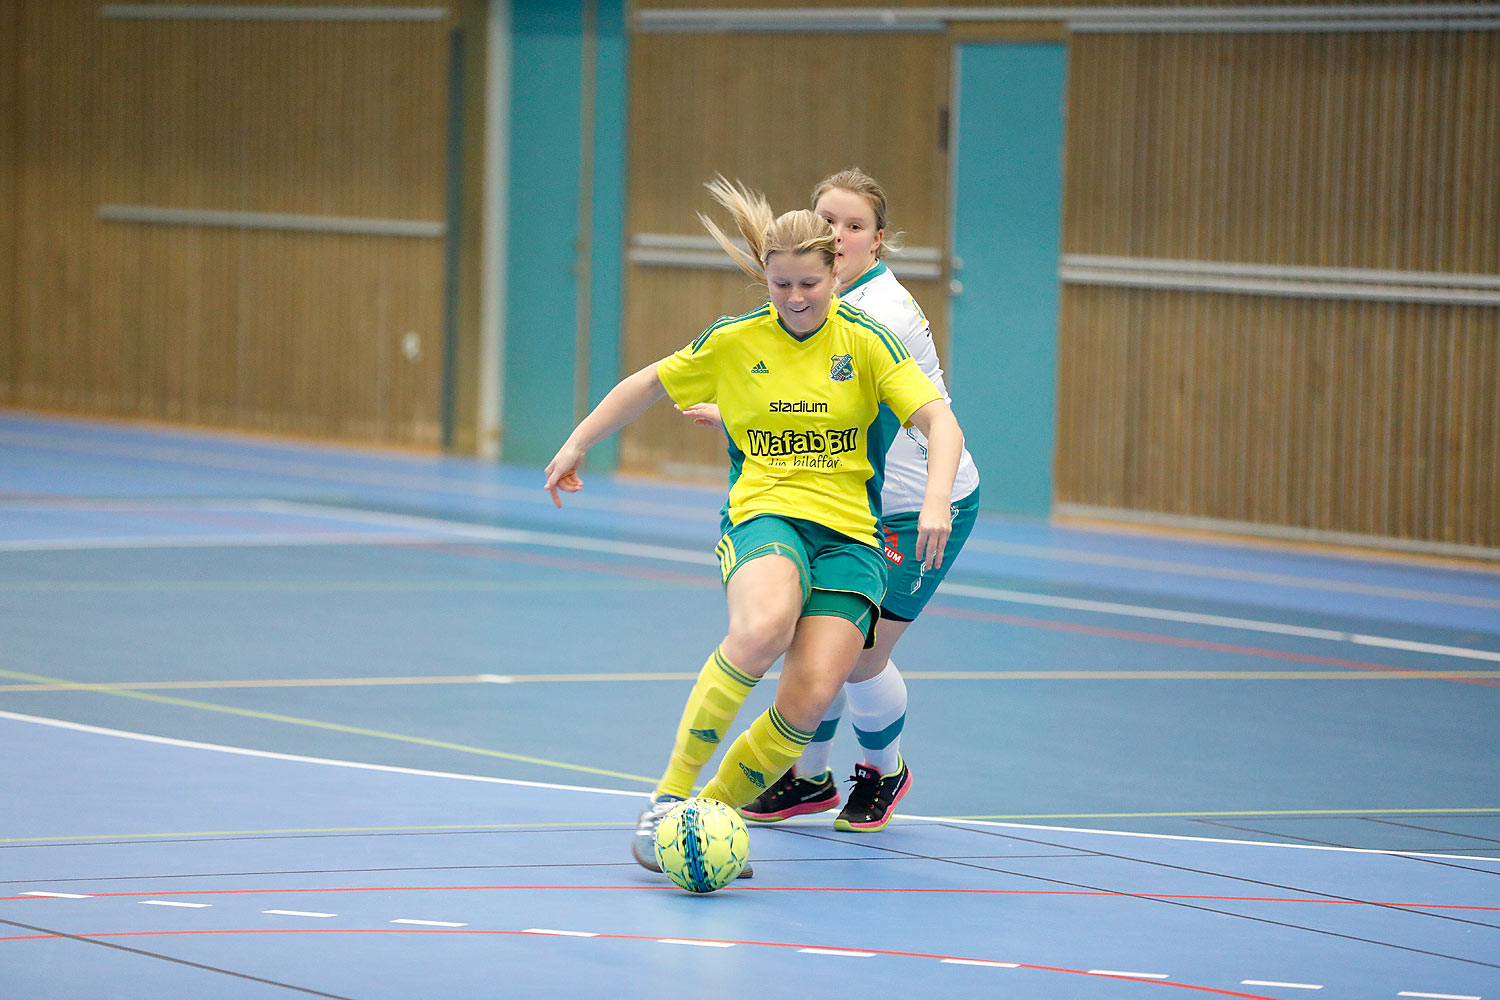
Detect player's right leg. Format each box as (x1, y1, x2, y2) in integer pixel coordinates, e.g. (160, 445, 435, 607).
(633, 521, 806, 872)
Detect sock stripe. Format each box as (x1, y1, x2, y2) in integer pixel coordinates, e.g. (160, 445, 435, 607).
(853, 715, 905, 750)
(712, 648, 758, 690)
(811, 717, 840, 742)
(768, 706, 815, 747)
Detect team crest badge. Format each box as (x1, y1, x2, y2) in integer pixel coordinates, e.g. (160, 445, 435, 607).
(829, 354, 854, 382)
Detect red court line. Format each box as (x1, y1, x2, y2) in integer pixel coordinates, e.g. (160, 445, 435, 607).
(0, 926, 1284, 998)
(7, 885, 1496, 910)
(925, 605, 1500, 688)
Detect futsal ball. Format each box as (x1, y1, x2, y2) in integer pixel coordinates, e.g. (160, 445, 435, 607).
(653, 797, 749, 893)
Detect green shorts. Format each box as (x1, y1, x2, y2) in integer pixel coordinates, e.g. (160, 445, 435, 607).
(715, 514, 886, 648)
(878, 486, 981, 621)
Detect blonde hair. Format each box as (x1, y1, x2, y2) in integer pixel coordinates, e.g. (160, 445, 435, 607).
(699, 175, 838, 282)
(810, 167, 904, 258)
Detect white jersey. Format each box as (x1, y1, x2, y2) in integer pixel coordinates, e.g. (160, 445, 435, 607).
(839, 260, 981, 516)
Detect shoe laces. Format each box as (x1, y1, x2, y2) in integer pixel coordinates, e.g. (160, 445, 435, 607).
(843, 764, 883, 810)
(637, 795, 683, 833)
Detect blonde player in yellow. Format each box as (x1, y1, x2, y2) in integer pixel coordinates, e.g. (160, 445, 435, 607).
(543, 176, 964, 876)
(682, 169, 983, 833)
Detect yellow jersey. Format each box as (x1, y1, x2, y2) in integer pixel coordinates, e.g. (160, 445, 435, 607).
(656, 298, 943, 545)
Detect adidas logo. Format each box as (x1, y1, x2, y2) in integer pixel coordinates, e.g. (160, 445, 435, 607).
(738, 763, 767, 789)
(689, 727, 720, 744)
(751, 361, 769, 374)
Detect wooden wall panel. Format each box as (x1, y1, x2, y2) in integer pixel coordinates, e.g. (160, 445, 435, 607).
(1058, 29, 1500, 550)
(4, 0, 455, 446)
(0, 0, 17, 397)
(1056, 288, 1499, 547)
(623, 30, 951, 478)
(1064, 31, 1500, 274)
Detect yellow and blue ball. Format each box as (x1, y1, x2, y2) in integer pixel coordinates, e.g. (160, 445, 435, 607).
(653, 797, 749, 893)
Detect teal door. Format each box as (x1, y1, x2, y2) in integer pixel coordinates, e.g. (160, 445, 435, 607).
(949, 42, 1067, 517)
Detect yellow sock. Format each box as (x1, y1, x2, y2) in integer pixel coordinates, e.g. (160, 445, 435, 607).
(700, 706, 813, 809)
(656, 646, 758, 799)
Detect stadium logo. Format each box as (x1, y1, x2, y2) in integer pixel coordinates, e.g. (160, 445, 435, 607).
(829, 354, 854, 382)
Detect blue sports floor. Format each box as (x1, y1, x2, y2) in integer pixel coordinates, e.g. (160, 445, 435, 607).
(2, 410, 1498, 999)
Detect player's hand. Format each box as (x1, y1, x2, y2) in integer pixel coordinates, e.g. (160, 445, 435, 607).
(914, 500, 952, 570)
(543, 444, 586, 508)
(677, 402, 723, 429)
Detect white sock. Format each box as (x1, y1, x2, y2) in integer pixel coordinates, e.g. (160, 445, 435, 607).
(794, 688, 844, 778)
(846, 659, 907, 775)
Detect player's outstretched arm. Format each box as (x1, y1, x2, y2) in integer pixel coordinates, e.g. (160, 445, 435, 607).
(907, 399, 963, 570)
(545, 363, 669, 506)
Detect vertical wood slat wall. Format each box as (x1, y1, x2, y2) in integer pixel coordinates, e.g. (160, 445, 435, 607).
(1058, 30, 1499, 549)
(3, 1, 454, 445)
(622, 31, 950, 479)
(1, 0, 17, 384)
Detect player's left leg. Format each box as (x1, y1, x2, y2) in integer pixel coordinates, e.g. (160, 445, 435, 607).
(832, 619, 913, 832)
(833, 487, 982, 831)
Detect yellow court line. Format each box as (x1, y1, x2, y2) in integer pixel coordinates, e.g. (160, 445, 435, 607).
(945, 807, 1500, 821)
(4, 669, 1499, 693)
(0, 821, 638, 844)
(0, 675, 495, 692)
(0, 668, 656, 786)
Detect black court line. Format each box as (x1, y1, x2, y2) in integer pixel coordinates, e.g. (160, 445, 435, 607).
(1189, 819, 1500, 865)
(769, 825, 1500, 970)
(0, 917, 359, 999)
(1364, 817, 1500, 847)
(1189, 818, 1398, 849)
(950, 824, 1500, 935)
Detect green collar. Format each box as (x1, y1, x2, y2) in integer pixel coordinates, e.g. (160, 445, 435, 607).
(777, 311, 830, 341)
(840, 258, 888, 297)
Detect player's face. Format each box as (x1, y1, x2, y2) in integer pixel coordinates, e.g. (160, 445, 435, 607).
(765, 251, 835, 335)
(815, 187, 883, 289)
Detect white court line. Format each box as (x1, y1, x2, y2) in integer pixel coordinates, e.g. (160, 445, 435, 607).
(6, 494, 1496, 663)
(0, 710, 645, 800)
(1397, 993, 1482, 1000)
(1090, 969, 1169, 979)
(941, 958, 1020, 968)
(263, 909, 337, 918)
(203, 502, 1500, 666)
(21, 891, 91, 899)
(0, 532, 426, 553)
(0, 429, 723, 523)
(1242, 981, 1323, 990)
(895, 812, 1500, 863)
(139, 900, 210, 908)
(798, 947, 877, 958)
(965, 538, 1500, 611)
(392, 918, 466, 928)
(522, 928, 598, 937)
(939, 583, 1500, 664)
(3, 710, 1496, 862)
(659, 938, 735, 948)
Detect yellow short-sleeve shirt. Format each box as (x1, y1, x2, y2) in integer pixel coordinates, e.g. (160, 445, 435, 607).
(656, 298, 942, 545)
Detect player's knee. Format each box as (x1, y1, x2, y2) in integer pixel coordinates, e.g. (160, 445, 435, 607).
(726, 601, 799, 665)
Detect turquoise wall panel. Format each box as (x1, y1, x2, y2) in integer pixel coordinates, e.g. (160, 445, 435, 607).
(950, 42, 1067, 517)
